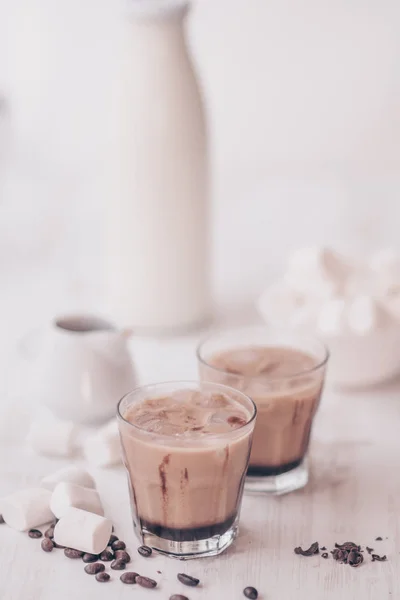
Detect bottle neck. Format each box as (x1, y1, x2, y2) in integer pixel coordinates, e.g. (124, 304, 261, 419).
(124, 0, 190, 21)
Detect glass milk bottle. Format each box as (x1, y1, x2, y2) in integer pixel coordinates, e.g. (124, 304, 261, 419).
(106, 0, 210, 332)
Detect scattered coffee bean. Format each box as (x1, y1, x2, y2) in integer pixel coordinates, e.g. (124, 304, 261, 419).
(322, 553, 329, 559)
(170, 596, 189, 600)
(115, 550, 131, 563)
(177, 573, 200, 587)
(294, 542, 319, 557)
(138, 545, 152, 557)
(120, 572, 139, 584)
(109, 534, 118, 545)
(99, 549, 114, 562)
(347, 550, 364, 567)
(111, 559, 126, 570)
(44, 526, 55, 539)
(0, 515, 5, 524)
(366, 547, 374, 555)
(112, 540, 126, 551)
(95, 572, 110, 583)
(375, 537, 383, 541)
(41, 538, 54, 553)
(137, 575, 157, 589)
(82, 553, 99, 563)
(65, 548, 84, 559)
(371, 554, 387, 562)
(243, 586, 258, 599)
(84, 562, 105, 575)
(28, 529, 42, 539)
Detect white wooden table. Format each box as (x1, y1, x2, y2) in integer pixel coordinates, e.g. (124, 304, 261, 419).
(1, 329, 399, 600)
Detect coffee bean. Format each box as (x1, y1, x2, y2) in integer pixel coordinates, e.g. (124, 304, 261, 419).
(0, 515, 5, 524)
(138, 545, 152, 557)
(95, 572, 110, 583)
(177, 573, 200, 587)
(120, 572, 139, 584)
(64, 548, 84, 559)
(82, 553, 99, 563)
(28, 529, 43, 539)
(112, 540, 126, 551)
(137, 576, 157, 589)
(41, 538, 54, 553)
(170, 596, 189, 600)
(44, 526, 55, 539)
(111, 559, 126, 570)
(99, 549, 114, 562)
(243, 587, 258, 599)
(115, 550, 131, 563)
(84, 562, 105, 575)
(109, 534, 118, 545)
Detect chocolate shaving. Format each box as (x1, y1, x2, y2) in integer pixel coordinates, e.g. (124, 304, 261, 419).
(375, 536, 383, 541)
(347, 550, 364, 567)
(335, 542, 361, 552)
(320, 546, 327, 551)
(331, 548, 348, 563)
(321, 553, 329, 559)
(294, 542, 319, 556)
(366, 546, 374, 554)
(371, 554, 387, 562)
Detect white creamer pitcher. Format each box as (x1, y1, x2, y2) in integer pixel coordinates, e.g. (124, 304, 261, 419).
(29, 314, 136, 425)
(106, 0, 210, 332)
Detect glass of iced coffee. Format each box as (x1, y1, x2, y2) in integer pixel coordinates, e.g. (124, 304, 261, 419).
(117, 381, 256, 559)
(197, 328, 329, 494)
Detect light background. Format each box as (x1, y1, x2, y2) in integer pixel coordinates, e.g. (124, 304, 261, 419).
(0, 0, 399, 320)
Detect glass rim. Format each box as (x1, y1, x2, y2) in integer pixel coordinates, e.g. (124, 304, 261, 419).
(196, 326, 330, 382)
(117, 380, 257, 441)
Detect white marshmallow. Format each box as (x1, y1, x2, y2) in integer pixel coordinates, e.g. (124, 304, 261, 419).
(347, 295, 389, 335)
(41, 466, 96, 492)
(2, 488, 53, 531)
(50, 482, 104, 519)
(317, 298, 347, 336)
(370, 248, 400, 277)
(83, 421, 122, 468)
(285, 246, 351, 296)
(53, 507, 112, 554)
(26, 413, 79, 457)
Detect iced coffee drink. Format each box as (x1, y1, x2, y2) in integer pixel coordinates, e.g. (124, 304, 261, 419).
(118, 381, 256, 558)
(197, 329, 328, 494)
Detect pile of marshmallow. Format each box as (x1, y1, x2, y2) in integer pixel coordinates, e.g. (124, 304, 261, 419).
(1, 466, 112, 554)
(26, 413, 122, 468)
(258, 247, 400, 336)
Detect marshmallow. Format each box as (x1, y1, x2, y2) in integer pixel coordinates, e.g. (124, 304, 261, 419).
(285, 247, 351, 296)
(370, 248, 400, 277)
(347, 295, 389, 335)
(50, 482, 104, 519)
(26, 413, 79, 457)
(53, 507, 112, 554)
(2, 488, 53, 531)
(317, 298, 347, 336)
(83, 420, 122, 468)
(41, 466, 96, 492)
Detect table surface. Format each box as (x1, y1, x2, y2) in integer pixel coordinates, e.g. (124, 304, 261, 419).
(1, 330, 399, 600)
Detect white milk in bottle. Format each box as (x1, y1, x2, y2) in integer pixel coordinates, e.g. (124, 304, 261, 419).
(106, 0, 210, 332)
